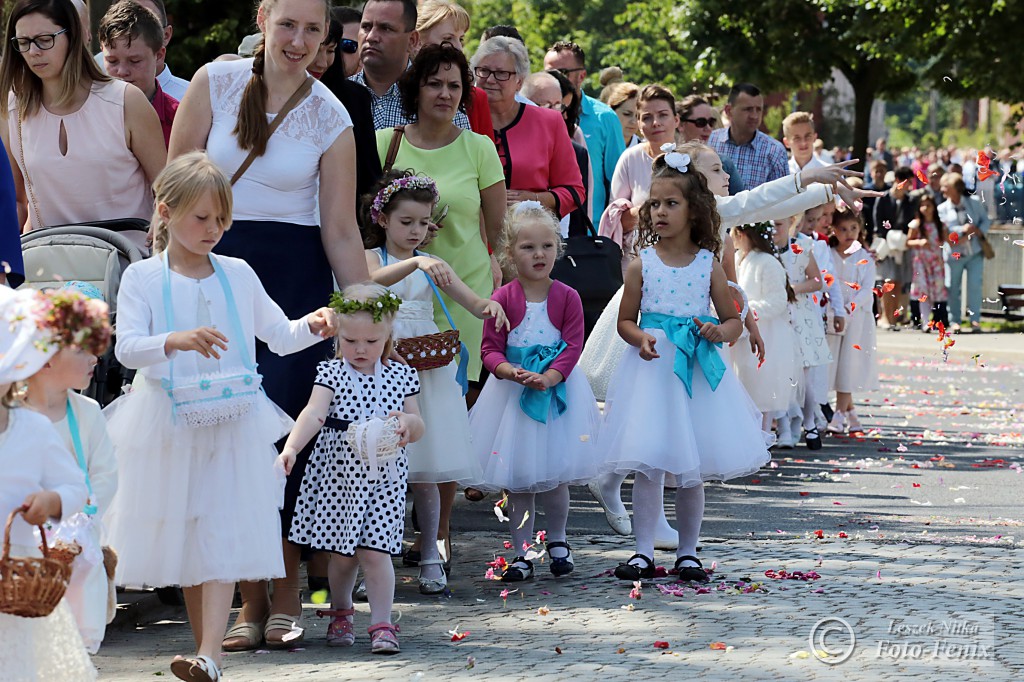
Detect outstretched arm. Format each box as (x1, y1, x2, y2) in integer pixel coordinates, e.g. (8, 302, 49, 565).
(278, 385, 334, 474)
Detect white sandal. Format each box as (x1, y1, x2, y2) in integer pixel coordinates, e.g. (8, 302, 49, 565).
(170, 655, 221, 682)
(264, 612, 305, 649)
(222, 618, 264, 651)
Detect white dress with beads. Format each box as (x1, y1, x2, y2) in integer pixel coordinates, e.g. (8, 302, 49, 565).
(598, 248, 771, 487)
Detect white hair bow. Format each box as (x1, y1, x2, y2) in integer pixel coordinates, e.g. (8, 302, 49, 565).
(660, 142, 690, 173)
(514, 200, 544, 214)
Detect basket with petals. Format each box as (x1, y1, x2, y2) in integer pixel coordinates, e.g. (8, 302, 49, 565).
(47, 539, 83, 566)
(395, 329, 461, 371)
(0, 509, 73, 618)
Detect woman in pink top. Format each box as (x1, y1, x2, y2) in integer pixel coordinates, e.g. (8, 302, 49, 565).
(470, 36, 584, 218)
(0, 0, 165, 231)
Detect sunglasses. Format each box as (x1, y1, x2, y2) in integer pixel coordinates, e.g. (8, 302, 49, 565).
(683, 117, 716, 129)
(556, 67, 585, 76)
(339, 38, 358, 54)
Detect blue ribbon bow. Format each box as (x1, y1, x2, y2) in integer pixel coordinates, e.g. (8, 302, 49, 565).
(639, 313, 726, 397)
(505, 341, 568, 423)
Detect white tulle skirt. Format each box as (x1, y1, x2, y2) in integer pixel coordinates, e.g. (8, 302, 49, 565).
(469, 371, 601, 493)
(103, 379, 290, 588)
(579, 287, 627, 401)
(598, 329, 773, 487)
(406, 362, 480, 484)
(0, 544, 97, 682)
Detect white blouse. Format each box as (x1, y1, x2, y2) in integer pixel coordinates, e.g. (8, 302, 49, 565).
(50, 392, 118, 521)
(114, 255, 322, 381)
(0, 408, 87, 550)
(719, 176, 832, 231)
(206, 58, 352, 226)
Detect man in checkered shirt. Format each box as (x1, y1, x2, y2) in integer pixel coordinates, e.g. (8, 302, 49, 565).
(708, 83, 789, 190)
(349, 0, 470, 131)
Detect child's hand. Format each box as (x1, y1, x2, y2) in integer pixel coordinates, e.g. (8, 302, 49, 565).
(694, 317, 725, 343)
(845, 303, 855, 316)
(20, 491, 61, 526)
(389, 411, 415, 446)
(748, 327, 766, 362)
(833, 316, 846, 333)
(514, 369, 553, 390)
(416, 256, 455, 288)
(482, 301, 510, 331)
(306, 307, 338, 338)
(165, 327, 229, 359)
(277, 451, 298, 476)
(639, 333, 659, 360)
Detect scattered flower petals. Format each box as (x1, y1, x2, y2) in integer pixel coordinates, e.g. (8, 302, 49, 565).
(653, 641, 670, 649)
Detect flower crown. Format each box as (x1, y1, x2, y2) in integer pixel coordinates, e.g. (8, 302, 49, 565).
(33, 290, 112, 356)
(660, 143, 691, 174)
(370, 175, 440, 224)
(738, 220, 776, 240)
(329, 290, 403, 323)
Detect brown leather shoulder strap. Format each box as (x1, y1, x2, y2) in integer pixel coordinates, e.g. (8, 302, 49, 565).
(382, 125, 406, 173)
(231, 76, 314, 186)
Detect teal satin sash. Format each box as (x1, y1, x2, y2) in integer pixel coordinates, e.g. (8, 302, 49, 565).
(639, 312, 725, 397)
(505, 341, 568, 423)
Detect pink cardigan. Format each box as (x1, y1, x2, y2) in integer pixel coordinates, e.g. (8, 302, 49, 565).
(494, 104, 586, 217)
(481, 279, 585, 380)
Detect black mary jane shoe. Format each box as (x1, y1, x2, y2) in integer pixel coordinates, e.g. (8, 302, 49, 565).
(546, 541, 574, 577)
(804, 427, 823, 451)
(613, 553, 655, 581)
(674, 555, 710, 583)
(501, 557, 534, 582)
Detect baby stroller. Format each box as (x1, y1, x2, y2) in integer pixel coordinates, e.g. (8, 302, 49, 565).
(20, 218, 149, 407)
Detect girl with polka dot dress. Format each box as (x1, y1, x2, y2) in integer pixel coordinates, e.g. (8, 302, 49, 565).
(469, 202, 600, 583)
(598, 152, 771, 584)
(283, 283, 424, 655)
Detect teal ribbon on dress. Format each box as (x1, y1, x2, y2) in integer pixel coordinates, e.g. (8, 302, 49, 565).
(639, 312, 726, 397)
(505, 341, 568, 423)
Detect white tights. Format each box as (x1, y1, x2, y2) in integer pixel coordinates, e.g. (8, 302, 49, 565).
(410, 483, 442, 580)
(507, 485, 570, 559)
(328, 550, 395, 625)
(632, 472, 705, 563)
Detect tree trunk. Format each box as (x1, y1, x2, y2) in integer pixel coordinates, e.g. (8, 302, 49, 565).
(850, 80, 875, 174)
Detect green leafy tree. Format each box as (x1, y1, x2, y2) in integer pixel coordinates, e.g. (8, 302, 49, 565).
(162, 0, 258, 77)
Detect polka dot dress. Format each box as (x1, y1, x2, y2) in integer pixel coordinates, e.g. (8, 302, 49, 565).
(289, 359, 420, 556)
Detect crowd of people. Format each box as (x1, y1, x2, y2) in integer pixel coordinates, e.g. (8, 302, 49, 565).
(0, 0, 1009, 680)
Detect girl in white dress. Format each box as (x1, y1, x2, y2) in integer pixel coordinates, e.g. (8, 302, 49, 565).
(826, 208, 879, 434)
(731, 221, 799, 428)
(469, 202, 600, 582)
(24, 283, 118, 654)
(283, 283, 424, 655)
(599, 152, 771, 583)
(0, 286, 95, 682)
(363, 171, 508, 594)
(772, 215, 830, 450)
(104, 153, 336, 682)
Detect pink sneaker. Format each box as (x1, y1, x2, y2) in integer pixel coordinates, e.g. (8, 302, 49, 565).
(317, 608, 355, 647)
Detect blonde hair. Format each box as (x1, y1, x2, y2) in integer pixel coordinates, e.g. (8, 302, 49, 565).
(416, 0, 470, 34)
(497, 202, 564, 273)
(0, 0, 110, 119)
(334, 282, 397, 361)
(782, 111, 814, 137)
(598, 67, 639, 110)
(150, 152, 233, 253)
(235, 0, 330, 155)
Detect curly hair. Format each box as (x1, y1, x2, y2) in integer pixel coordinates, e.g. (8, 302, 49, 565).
(360, 169, 439, 248)
(497, 202, 565, 274)
(635, 154, 722, 257)
(399, 43, 472, 121)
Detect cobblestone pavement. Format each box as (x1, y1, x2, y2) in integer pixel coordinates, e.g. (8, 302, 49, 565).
(93, 339, 1024, 681)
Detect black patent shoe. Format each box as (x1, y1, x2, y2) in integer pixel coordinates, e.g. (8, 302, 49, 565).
(501, 557, 534, 582)
(674, 555, 709, 583)
(613, 553, 655, 581)
(547, 541, 574, 576)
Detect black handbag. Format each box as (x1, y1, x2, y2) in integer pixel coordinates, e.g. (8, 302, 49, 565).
(551, 215, 624, 338)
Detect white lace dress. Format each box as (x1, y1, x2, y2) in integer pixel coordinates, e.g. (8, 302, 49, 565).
(371, 249, 480, 484)
(780, 233, 832, 369)
(598, 248, 771, 487)
(469, 299, 601, 493)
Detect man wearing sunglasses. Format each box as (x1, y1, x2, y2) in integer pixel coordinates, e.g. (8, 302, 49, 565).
(543, 40, 624, 223)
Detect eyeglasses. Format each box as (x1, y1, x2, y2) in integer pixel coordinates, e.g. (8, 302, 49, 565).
(11, 28, 67, 53)
(538, 102, 566, 112)
(339, 38, 358, 54)
(555, 67, 585, 76)
(474, 67, 514, 82)
(683, 117, 716, 129)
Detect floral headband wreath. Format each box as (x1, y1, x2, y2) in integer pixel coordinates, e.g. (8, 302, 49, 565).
(370, 175, 440, 224)
(737, 220, 776, 240)
(329, 290, 403, 323)
(34, 289, 112, 356)
(660, 143, 691, 174)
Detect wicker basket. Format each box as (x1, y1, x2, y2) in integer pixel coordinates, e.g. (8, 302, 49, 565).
(0, 509, 73, 618)
(48, 540, 83, 566)
(396, 329, 460, 371)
